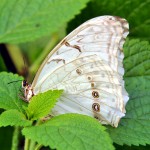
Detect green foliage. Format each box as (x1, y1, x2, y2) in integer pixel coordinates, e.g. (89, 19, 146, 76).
(0, 72, 63, 124)
(0, 0, 150, 149)
(0, 0, 89, 43)
(124, 40, 150, 77)
(26, 90, 63, 120)
(0, 72, 114, 149)
(107, 39, 150, 146)
(22, 114, 114, 150)
(0, 109, 32, 127)
(0, 72, 26, 112)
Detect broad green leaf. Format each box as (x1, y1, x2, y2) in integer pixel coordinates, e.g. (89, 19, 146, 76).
(124, 39, 150, 77)
(107, 39, 150, 146)
(0, 0, 90, 43)
(26, 90, 63, 120)
(0, 72, 27, 112)
(23, 114, 114, 150)
(0, 109, 32, 127)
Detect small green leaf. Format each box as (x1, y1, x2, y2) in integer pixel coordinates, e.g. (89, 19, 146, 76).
(23, 114, 114, 150)
(0, 72, 27, 112)
(107, 39, 150, 146)
(26, 90, 63, 120)
(0, 0, 89, 43)
(0, 109, 32, 127)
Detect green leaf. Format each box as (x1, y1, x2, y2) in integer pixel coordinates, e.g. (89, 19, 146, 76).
(22, 114, 114, 150)
(124, 39, 150, 77)
(0, 109, 32, 127)
(0, 72, 27, 112)
(107, 39, 150, 146)
(0, 0, 90, 43)
(26, 90, 63, 120)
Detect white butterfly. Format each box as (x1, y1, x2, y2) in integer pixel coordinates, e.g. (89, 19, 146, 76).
(23, 16, 129, 127)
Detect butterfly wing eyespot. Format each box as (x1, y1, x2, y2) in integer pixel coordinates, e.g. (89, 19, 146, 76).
(28, 16, 129, 127)
(91, 83, 95, 88)
(88, 76, 92, 80)
(92, 103, 100, 112)
(92, 91, 99, 98)
(76, 69, 82, 75)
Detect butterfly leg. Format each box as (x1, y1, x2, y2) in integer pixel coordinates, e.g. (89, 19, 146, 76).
(18, 93, 29, 102)
(41, 114, 53, 122)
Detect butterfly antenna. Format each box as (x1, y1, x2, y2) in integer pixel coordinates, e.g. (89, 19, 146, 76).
(7, 80, 23, 84)
(22, 55, 28, 78)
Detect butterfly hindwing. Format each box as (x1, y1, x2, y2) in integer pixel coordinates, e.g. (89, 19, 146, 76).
(31, 16, 129, 127)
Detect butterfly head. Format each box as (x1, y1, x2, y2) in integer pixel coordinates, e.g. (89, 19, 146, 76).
(22, 80, 34, 102)
(22, 80, 28, 88)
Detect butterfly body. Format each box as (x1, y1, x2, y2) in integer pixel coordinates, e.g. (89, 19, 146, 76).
(23, 16, 129, 127)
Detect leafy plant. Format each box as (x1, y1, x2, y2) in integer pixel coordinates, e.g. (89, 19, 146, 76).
(0, 0, 149, 150)
(0, 72, 114, 150)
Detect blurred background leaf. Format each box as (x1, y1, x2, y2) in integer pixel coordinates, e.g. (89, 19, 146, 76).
(0, 126, 13, 150)
(0, 0, 89, 43)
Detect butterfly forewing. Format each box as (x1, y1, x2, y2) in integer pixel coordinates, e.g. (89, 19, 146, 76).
(31, 16, 129, 127)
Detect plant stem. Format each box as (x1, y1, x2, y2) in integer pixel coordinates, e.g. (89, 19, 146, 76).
(24, 138, 30, 150)
(29, 140, 36, 150)
(34, 144, 42, 150)
(11, 127, 20, 150)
